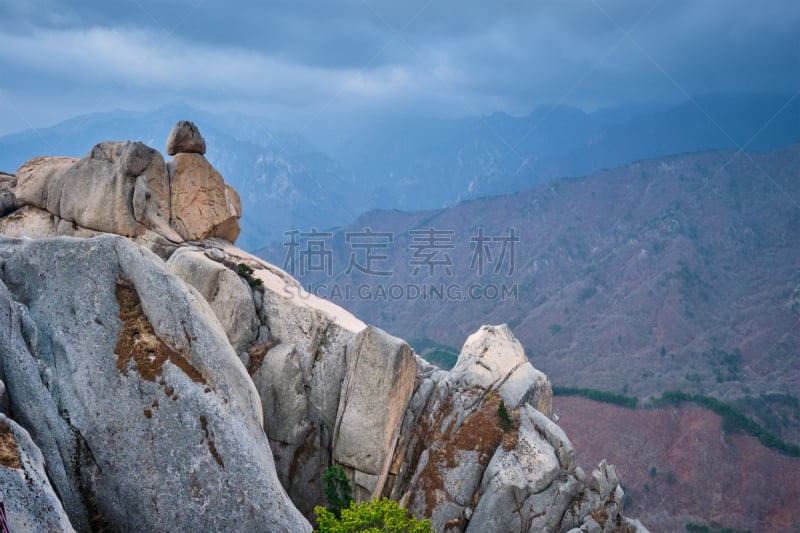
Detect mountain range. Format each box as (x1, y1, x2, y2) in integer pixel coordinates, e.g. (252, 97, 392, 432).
(258, 143, 800, 445)
(2, 93, 798, 250)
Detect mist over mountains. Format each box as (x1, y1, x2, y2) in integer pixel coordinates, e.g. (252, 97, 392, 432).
(1, 93, 798, 250)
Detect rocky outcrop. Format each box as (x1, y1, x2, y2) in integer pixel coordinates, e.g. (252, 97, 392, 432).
(0, 235, 308, 532)
(0, 172, 18, 217)
(5, 122, 241, 252)
(333, 326, 418, 500)
(0, 413, 75, 532)
(15, 144, 175, 240)
(0, 127, 647, 532)
(450, 325, 552, 414)
(372, 324, 647, 532)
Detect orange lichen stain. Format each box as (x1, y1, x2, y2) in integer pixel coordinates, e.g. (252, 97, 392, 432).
(247, 339, 276, 375)
(411, 394, 514, 512)
(114, 278, 207, 385)
(0, 420, 21, 469)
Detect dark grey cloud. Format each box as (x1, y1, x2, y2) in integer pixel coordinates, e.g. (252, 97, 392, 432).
(0, 0, 798, 135)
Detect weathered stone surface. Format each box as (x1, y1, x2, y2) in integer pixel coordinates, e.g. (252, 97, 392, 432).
(0, 261, 95, 530)
(0, 413, 76, 533)
(167, 246, 258, 353)
(167, 153, 241, 242)
(0, 235, 309, 532)
(0, 171, 18, 217)
(13, 156, 77, 208)
(166, 120, 206, 155)
(204, 246, 225, 262)
(450, 324, 529, 391)
(498, 360, 552, 415)
(252, 343, 310, 445)
(0, 205, 60, 238)
(0, 205, 181, 259)
(560, 460, 649, 533)
(0, 379, 8, 414)
(15, 143, 177, 240)
(465, 406, 561, 532)
(527, 405, 575, 470)
(334, 326, 417, 497)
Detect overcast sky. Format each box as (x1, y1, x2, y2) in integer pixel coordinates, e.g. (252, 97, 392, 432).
(0, 0, 798, 136)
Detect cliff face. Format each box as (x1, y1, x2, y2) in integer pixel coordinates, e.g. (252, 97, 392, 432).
(0, 122, 646, 532)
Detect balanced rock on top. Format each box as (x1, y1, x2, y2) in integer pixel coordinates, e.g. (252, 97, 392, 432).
(166, 120, 206, 155)
(164, 121, 241, 243)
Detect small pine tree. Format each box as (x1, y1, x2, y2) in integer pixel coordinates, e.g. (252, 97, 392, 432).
(497, 399, 514, 432)
(322, 465, 353, 517)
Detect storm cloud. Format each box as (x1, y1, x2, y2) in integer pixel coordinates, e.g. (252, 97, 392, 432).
(1, 0, 798, 135)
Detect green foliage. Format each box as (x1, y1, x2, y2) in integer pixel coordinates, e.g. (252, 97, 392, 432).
(652, 391, 800, 458)
(549, 323, 562, 335)
(424, 349, 458, 370)
(685, 522, 751, 533)
(703, 347, 742, 383)
(552, 386, 639, 409)
(314, 498, 432, 533)
(322, 465, 353, 517)
(236, 263, 263, 288)
(649, 466, 657, 479)
(577, 285, 597, 302)
(407, 338, 459, 370)
(497, 400, 514, 432)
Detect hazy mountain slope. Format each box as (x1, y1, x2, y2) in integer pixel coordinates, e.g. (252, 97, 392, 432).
(258, 144, 800, 441)
(327, 93, 800, 209)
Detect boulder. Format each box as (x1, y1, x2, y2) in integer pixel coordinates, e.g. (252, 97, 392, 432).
(333, 326, 418, 498)
(0, 234, 309, 532)
(167, 246, 258, 353)
(450, 325, 526, 389)
(497, 360, 552, 415)
(167, 153, 241, 242)
(15, 143, 176, 240)
(166, 120, 206, 155)
(14, 156, 77, 211)
(0, 413, 76, 532)
(0, 171, 18, 217)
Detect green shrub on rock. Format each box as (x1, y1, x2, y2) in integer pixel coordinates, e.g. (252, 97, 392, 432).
(314, 498, 432, 533)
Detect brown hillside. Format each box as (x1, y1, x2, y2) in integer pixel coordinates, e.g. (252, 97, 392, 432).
(555, 396, 800, 533)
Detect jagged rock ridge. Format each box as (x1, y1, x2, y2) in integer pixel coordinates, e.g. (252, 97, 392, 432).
(0, 122, 647, 532)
